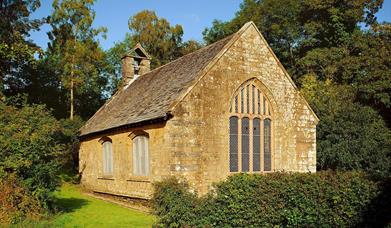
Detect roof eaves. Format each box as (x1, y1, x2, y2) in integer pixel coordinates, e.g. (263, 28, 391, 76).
(79, 112, 172, 139)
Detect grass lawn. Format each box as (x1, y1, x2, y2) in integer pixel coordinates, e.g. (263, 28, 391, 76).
(29, 183, 155, 227)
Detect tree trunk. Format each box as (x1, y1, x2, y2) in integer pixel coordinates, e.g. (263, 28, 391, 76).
(70, 77, 74, 120)
(70, 34, 76, 120)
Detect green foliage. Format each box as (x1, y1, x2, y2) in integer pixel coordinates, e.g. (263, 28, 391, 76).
(0, 174, 43, 224)
(128, 10, 184, 68)
(0, 99, 62, 209)
(0, 0, 43, 94)
(298, 25, 391, 122)
(202, 20, 235, 45)
(58, 116, 84, 175)
(301, 76, 391, 177)
(152, 172, 390, 227)
(152, 177, 198, 227)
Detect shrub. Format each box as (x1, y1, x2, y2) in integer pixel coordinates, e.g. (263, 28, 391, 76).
(0, 100, 62, 211)
(0, 175, 43, 224)
(152, 171, 390, 227)
(152, 177, 198, 227)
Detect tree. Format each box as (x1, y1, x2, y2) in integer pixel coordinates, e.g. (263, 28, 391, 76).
(0, 97, 62, 209)
(300, 75, 391, 177)
(297, 24, 391, 125)
(203, 0, 384, 74)
(48, 0, 109, 120)
(180, 39, 203, 56)
(0, 0, 43, 96)
(128, 10, 202, 68)
(128, 10, 183, 68)
(202, 20, 235, 45)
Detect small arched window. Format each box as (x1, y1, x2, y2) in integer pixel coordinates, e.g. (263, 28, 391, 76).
(229, 80, 273, 172)
(132, 134, 149, 176)
(100, 138, 113, 176)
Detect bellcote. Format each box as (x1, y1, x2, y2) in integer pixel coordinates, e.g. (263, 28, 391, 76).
(121, 43, 151, 86)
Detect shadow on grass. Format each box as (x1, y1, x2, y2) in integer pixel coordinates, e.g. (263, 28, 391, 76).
(55, 197, 89, 213)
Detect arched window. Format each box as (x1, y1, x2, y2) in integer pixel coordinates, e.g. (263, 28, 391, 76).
(100, 138, 113, 176)
(132, 135, 149, 176)
(229, 80, 273, 172)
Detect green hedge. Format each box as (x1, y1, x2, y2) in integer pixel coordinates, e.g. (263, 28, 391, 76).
(152, 171, 390, 227)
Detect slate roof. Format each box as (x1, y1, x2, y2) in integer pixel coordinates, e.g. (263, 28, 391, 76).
(79, 34, 235, 137)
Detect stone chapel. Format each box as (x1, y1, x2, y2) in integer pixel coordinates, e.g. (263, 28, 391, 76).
(78, 22, 318, 199)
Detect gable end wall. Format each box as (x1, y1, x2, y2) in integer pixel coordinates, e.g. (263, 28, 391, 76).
(167, 25, 317, 195)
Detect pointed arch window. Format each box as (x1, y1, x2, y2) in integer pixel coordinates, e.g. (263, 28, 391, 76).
(229, 80, 273, 172)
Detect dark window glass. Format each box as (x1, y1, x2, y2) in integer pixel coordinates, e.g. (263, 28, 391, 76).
(252, 85, 255, 114)
(241, 117, 250, 172)
(257, 90, 261, 114)
(264, 118, 272, 171)
(229, 116, 239, 172)
(246, 85, 250, 114)
(263, 97, 266, 115)
(253, 118, 261, 171)
(241, 88, 244, 113)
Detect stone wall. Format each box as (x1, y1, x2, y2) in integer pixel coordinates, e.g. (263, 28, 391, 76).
(79, 123, 170, 199)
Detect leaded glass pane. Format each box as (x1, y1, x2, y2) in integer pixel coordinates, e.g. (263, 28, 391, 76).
(257, 90, 261, 114)
(253, 118, 261, 171)
(140, 136, 145, 175)
(252, 85, 255, 114)
(133, 138, 139, 175)
(144, 137, 149, 175)
(229, 117, 239, 172)
(241, 88, 244, 113)
(241, 117, 249, 172)
(246, 85, 249, 114)
(264, 119, 271, 171)
(102, 141, 113, 175)
(133, 136, 149, 176)
(109, 142, 113, 174)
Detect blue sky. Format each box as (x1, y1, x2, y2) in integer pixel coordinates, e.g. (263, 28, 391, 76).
(30, 0, 391, 51)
